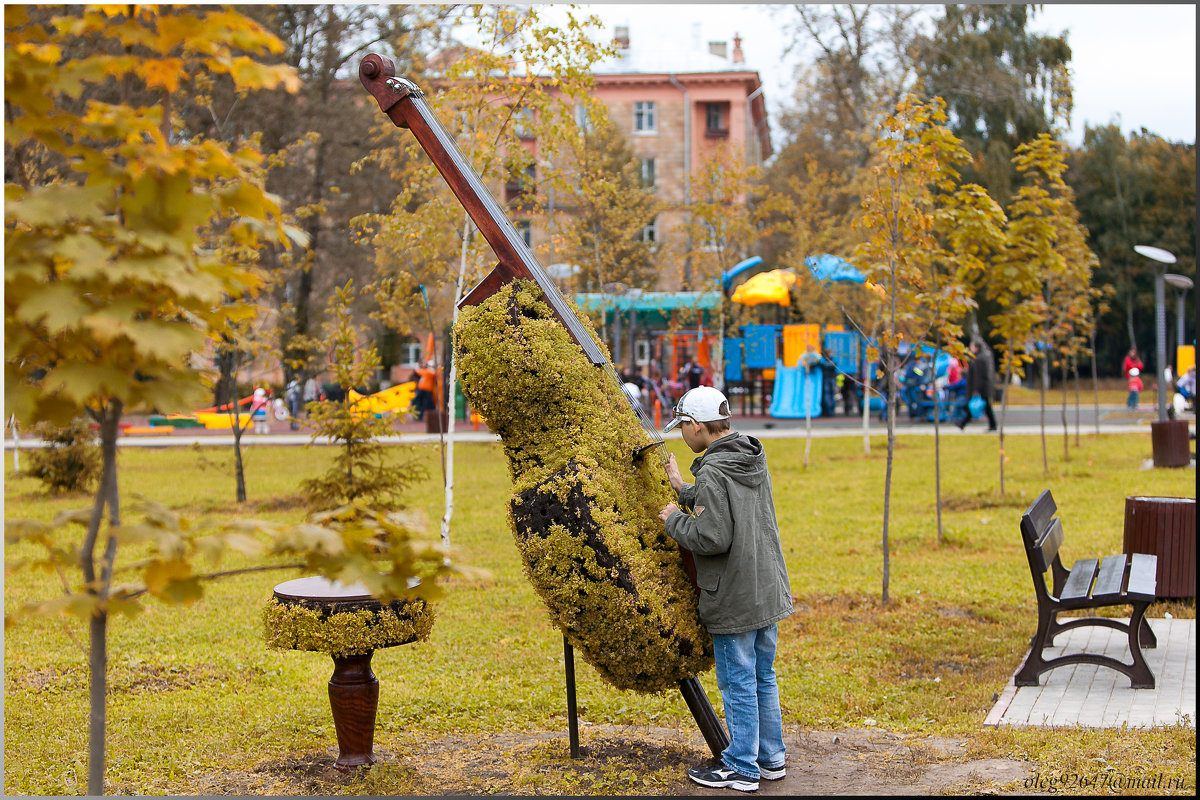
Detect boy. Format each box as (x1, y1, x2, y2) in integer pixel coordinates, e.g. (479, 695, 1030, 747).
(1127, 367, 1142, 409)
(657, 386, 794, 793)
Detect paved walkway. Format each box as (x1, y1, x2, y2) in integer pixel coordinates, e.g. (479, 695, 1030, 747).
(4, 414, 1181, 450)
(985, 618, 1196, 729)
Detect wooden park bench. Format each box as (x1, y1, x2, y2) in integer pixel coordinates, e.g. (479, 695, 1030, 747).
(1016, 489, 1159, 689)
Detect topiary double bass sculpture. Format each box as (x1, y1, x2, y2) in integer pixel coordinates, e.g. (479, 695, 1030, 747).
(359, 55, 727, 755)
(455, 280, 712, 690)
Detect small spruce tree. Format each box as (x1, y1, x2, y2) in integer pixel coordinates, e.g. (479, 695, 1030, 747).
(300, 281, 425, 512)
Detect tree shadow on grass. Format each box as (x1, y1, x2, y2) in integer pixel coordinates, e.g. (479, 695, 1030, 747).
(940, 490, 1031, 512)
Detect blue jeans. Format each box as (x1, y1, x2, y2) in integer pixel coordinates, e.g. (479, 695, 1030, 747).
(712, 624, 786, 779)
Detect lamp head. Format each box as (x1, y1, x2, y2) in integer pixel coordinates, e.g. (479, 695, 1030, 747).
(1163, 273, 1193, 291)
(1134, 245, 1177, 264)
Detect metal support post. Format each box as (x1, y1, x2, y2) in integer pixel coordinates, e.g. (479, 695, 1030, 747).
(1156, 269, 1168, 421)
(679, 676, 730, 759)
(564, 636, 580, 758)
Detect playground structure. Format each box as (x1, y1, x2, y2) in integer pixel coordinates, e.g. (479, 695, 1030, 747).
(719, 255, 974, 423)
(568, 256, 889, 424)
(720, 255, 870, 420)
(148, 382, 418, 431)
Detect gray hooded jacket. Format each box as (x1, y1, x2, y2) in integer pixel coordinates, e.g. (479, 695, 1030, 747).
(664, 432, 793, 634)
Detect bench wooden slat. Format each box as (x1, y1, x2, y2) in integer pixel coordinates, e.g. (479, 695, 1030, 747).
(1059, 557, 1098, 601)
(1030, 517, 1064, 575)
(1022, 490, 1057, 545)
(1091, 554, 1127, 600)
(1126, 553, 1158, 600)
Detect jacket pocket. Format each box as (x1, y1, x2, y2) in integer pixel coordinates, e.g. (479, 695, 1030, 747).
(697, 571, 720, 594)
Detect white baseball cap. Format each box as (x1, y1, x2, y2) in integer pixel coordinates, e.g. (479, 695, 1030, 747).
(663, 386, 730, 433)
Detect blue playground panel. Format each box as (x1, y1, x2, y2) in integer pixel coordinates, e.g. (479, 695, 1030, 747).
(742, 324, 780, 369)
(822, 330, 862, 375)
(724, 338, 744, 383)
(769, 359, 823, 418)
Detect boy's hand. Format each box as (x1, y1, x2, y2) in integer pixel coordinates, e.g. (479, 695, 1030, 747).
(663, 453, 683, 491)
(658, 502, 679, 522)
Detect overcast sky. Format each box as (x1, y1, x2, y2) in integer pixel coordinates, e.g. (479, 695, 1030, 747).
(542, 2, 1196, 151)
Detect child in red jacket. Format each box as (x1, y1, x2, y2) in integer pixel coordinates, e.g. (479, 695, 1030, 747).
(1127, 368, 1143, 410)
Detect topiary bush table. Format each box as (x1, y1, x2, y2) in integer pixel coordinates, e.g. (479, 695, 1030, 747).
(264, 576, 434, 771)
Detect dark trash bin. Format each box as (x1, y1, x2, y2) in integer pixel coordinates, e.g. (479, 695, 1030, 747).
(1123, 496, 1196, 598)
(1150, 419, 1191, 467)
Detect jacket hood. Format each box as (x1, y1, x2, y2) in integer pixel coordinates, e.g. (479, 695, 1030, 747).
(691, 432, 766, 487)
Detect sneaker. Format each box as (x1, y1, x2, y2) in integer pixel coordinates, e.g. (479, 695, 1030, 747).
(758, 762, 786, 781)
(687, 764, 759, 792)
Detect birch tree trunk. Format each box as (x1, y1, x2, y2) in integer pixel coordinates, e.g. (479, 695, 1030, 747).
(9, 415, 19, 474)
(861, 360, 873, 456)
(803, 368, 813, 468)
(1039, 352, 1048, 474)
(933, 375, 944, 545)
(999, 336, 1014, 497)
(1090, 328, 1101, 437)
(1061, 355, 1070, 462)
(1072, 352, 1081, 447)
(440, 213, 475, 556)
(882, 355, 895, 606)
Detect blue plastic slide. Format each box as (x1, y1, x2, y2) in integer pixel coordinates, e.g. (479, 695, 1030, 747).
(769, 359, 823, 418)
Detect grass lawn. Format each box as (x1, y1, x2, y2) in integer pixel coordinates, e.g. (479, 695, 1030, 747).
(1002, 378, 1133, 408)
(4, 432, 1195, 795)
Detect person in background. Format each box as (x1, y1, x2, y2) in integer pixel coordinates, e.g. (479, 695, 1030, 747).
(838, 372, 860, 416)
(941, 355, 966, 418)
(1171, 365, 1195, 417)
(680, 357, 705, 391)
(413, 360, 437, 421)
(250, 387, 271, 434)
(285, 377, 302, 430)
(302, 375, 321, 416)
(1122, 347, 1143, 379)
(1127, 367, 1143, 410)
(622, 380, 644, 415)
(956, 339, 997, 431)
(799, 343, 821, 372)
(1177, 365, 1196, 403)
(945, 356, 964, 390)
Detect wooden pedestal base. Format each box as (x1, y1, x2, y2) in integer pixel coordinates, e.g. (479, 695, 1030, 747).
(328, 652, 379, 771)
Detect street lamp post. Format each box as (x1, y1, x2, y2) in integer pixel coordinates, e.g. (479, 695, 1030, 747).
(1133, 245, 1176, 422)
(1134, 245, 1191, 468)
(1163, 273, 1193, 356)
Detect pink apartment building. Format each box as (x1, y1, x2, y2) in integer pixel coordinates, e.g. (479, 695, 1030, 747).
(518, 25, 773, 293)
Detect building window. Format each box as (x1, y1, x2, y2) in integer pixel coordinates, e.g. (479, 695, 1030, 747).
(402, 340, 422, 367)
(515, 219, 532, 246)
(705, 102, 729, 138)
(575, 103, 592, 133)
(505, 164, 536, 203)
(513, 106, 534, 139)
(640, 157, 656, 189)
(636, 340, 651, 366)
(701, 219, 723, 251)
(634, 101, 656, 133)
(641, 216, 658, 244)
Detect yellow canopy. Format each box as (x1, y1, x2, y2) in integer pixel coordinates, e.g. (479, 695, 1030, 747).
(731, 269, 797, 306)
